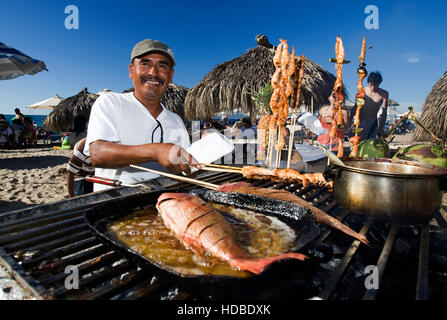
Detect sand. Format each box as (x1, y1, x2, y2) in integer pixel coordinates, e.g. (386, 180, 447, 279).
(0, 143, 72, 214)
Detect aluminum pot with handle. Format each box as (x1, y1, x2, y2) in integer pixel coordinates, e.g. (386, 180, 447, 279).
(332, 157, 447, 224)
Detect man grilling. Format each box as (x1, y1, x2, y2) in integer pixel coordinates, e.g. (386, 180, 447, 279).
(85, 39, 198, 191)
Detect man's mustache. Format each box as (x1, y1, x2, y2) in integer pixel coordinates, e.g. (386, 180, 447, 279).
(140, 75, 165, 85)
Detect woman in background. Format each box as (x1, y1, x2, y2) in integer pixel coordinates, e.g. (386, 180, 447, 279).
(317, 91, 349, 151)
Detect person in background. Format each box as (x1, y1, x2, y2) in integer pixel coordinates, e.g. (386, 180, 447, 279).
(66, 138, 94, 198)
(355, 71, 389, 139)
(85, 39, 198, 191)
(240, 117, 257, 137)
(69, 115, 88, 147)
(11, 119, 24, 147)
(14, 108, 25, 125)
(0, 121, 13, 148)
(221, 116, 229, 129)
(22, 118, 35, 147)
(230, 120, 243, 137)
(317, 91, 349, 151)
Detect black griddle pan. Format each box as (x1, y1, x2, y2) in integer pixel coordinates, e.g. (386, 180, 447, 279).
(84, 188, 321, 279)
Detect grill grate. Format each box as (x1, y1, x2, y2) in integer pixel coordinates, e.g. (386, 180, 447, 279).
(0, 171, 443, 300)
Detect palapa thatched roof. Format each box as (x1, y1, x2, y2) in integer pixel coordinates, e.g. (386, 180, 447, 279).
(413, 71, 447, 142)
(43, 88, 98, 131)
(123, 83, 189, 118)
(184, 35, 346, 120)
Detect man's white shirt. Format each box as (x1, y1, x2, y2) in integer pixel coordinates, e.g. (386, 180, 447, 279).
(85, 92, 190, 191)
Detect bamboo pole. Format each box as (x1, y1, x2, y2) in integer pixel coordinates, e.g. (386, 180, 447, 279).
(198, 167, 242, 174)
(199, 163, 242, 171)
(275, 126, 282, 168)
(311, 96, 314, 145)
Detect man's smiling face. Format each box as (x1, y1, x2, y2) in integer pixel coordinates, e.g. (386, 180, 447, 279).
(129, 53, 174, 102)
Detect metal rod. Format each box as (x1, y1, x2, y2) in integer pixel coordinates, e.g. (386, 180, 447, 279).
(416, 225, 430, 300)
(20, 237, 98, 268)
(110, 276, 169, 300)
(40, 251, 118, 288)
(22, 230, 92, 256)
(52, 259, 132, 299)
(363, 225, 399, 300)
(130, 164, 218, 190)
(4, 224, 87, 252)
(0, 210, 84, 235)
(318, 217, 373, 300)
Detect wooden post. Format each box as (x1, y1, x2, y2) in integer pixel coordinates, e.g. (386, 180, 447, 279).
(311, 96, 314, 145)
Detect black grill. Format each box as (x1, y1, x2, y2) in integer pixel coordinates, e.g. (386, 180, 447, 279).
(0, 171, 445, 300)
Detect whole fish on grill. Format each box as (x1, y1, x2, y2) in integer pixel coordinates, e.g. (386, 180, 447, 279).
(156, 193, 308, 275)
(195, 182, 369, 246)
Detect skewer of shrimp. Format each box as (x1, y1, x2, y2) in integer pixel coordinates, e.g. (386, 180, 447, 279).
(350, 37, 368, 157)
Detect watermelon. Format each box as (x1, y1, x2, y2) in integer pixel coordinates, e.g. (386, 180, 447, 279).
(392, 144, 447, 168)
(358, 138, 390, 158)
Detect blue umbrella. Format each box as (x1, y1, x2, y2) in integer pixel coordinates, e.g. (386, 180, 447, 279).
(0, 42, 47, 80)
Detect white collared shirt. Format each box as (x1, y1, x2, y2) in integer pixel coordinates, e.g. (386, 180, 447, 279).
(85, 92, 190, 191)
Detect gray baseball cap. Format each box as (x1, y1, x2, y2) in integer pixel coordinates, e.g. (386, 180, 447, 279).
(130, 39, 176, 66)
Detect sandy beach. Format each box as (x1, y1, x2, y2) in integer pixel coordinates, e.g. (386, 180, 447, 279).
(0, 143, 72, 214)
(0, 132, 420, 216)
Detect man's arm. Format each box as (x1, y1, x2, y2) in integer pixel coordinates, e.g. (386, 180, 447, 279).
(89, 140, 198, 174)
(67, 172, 75, 198)
(377, 91, 389, 136)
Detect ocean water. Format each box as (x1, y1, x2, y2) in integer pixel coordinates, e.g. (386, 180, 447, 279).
(2, 114, 47, 127)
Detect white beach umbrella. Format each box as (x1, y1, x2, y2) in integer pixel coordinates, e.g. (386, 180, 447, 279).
(27, 94, 64, 110)
(0, 42, 47, 80)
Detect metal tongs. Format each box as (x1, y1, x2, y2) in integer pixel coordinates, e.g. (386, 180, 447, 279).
(85, 176, 152, 191)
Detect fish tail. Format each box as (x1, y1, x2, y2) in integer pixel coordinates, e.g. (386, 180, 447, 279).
(232, 253, 308, 275)
(315, 213, 370, 246)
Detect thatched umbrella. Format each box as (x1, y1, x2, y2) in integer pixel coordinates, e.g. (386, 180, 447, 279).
(413, 71, 447, 142)
(184, 35, 346, 121)
(43, 88, 98, 131)
(388, 98, 399, 106)
(123, 83, 189, 118)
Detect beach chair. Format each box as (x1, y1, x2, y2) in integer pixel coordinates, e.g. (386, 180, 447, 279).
(43, 132, 63, 145)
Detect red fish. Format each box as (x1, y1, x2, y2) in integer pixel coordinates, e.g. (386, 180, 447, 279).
(156, 193, 307, 275)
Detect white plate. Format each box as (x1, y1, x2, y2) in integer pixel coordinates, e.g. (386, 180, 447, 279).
(187, 132, 235, 164)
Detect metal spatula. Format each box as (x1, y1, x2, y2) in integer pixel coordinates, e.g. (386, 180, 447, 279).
(314, 141, 347, 167)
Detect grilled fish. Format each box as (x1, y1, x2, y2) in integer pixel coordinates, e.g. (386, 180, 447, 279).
(156, 193, 308, 275)
(212, 182, 370, 246)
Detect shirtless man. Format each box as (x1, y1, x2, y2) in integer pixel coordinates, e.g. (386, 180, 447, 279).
(357, 71, 389, 140)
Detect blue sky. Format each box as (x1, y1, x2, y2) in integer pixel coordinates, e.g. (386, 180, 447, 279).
(1, 0, 446, 116)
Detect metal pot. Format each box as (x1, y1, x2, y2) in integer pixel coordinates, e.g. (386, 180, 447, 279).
(333, 158, 447, 224)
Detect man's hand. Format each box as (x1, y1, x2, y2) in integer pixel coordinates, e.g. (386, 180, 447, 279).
(155, 143, 199, 174)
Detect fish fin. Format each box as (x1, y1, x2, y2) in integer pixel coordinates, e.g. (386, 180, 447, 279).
(231, 253, 308, 275)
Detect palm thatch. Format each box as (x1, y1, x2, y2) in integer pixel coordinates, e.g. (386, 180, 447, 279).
(413, 71, 447, 142)
(185, 37, 346, 121)
(123, 83, 189, 118)
(43, 88, 98, 131)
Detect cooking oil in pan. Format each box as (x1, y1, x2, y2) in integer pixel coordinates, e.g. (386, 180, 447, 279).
(108, 203, 299, 278)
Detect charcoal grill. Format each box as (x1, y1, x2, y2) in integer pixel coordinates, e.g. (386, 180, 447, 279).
(0, 170, 446, 300)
